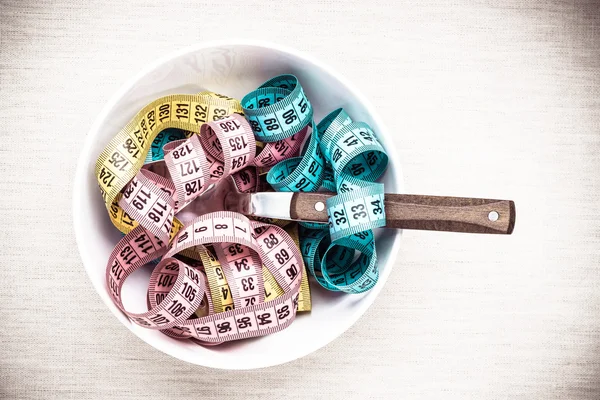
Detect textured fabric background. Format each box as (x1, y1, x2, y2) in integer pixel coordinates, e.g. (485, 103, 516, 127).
(1, 0, 600, 398)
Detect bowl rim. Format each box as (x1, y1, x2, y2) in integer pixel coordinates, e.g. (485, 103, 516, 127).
(73, 38, 404, 369)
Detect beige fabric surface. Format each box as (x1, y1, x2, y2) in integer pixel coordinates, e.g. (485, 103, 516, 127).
(2, 0, 600, 398)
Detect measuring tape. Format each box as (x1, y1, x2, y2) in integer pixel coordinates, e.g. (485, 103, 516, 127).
(100, 111, 306, 343)
(241, 75, 325, 193)
(297, 108, 388, 293)
(97, 93, 312, 344)
(241, 77, 389, 294)
(96, 92, 243, 235)
(144, 128, 187, 163)
(96, 74, 388, 344)
(109, 212, 303, 343)
(241, 75, 313, 142)
(198, 223, 311, 314)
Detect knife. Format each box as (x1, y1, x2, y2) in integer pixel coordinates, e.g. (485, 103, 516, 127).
(176, 176, 515, 235)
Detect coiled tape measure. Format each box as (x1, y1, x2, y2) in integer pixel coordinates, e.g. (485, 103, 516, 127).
(96, 75, 388, 344)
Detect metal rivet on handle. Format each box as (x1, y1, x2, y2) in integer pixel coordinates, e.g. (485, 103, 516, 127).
(315, 202, 325, 212)
(488, 211, 499, 222)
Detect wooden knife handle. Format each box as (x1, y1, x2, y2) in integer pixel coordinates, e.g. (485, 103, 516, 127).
(290, 192, 516, 234)
(383, 194, 515, 234)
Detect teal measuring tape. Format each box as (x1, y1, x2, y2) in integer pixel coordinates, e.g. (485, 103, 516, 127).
(301, 108, 387, 293)
(242, 74, 326, 193)
(144, 128, 187, 162)
(318, 109, 388, 240)
(242, 75, 389, 293)
(241, 75, 313, 142)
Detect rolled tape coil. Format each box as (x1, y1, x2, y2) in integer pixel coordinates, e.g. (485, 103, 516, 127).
(241, 76, 389, 294)
(108, 213, 303, 343)
(241, 74, 313, 143)
(198, 223, 311, 314)
(298, 109, 388, 293)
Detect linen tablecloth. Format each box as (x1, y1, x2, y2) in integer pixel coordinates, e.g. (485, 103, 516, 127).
(1, 0, 599, 398)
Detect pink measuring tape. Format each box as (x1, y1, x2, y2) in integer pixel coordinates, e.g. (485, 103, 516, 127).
(108, 213, 303, 343)
(106, 113, 306, 344)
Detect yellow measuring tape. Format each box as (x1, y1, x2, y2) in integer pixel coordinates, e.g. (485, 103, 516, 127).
(95, 91, 243, 235)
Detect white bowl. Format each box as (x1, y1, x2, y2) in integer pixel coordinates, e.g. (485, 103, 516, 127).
(73, 40, 404, 369)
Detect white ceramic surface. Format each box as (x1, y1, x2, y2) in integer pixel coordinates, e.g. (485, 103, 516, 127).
(73, 40, 404, 370)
